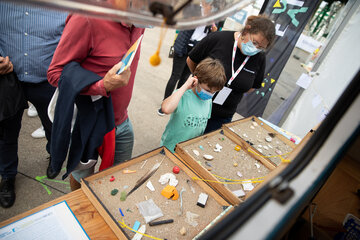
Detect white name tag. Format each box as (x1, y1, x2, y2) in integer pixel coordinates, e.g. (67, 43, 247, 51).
(213, 87, 232, 105)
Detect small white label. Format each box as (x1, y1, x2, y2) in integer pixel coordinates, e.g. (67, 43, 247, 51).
(213, 87, 232, 105)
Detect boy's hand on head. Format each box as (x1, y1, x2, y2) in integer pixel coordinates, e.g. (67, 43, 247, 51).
(0, 56, 13, 75)
(184, 76, 198, 90)
(103, 62, 131, 92)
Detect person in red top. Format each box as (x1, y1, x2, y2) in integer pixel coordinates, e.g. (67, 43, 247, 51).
(47, 14, 145, 190)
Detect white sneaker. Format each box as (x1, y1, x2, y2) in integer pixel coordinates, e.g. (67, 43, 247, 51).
(27, 104, 38, 117)
(157, 108, 165, 116)
(31, 126, 45, 139)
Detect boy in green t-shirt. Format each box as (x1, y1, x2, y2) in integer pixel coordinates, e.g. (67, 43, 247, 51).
(160, 58, 226, 152)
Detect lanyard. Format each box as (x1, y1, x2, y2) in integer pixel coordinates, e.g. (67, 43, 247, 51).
(228, 34, 250, 86)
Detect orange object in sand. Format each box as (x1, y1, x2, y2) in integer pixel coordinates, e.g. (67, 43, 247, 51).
(161, 185, 179, 200)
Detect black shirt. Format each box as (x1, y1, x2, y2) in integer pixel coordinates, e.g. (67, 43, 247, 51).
(188, 31, 265, 119)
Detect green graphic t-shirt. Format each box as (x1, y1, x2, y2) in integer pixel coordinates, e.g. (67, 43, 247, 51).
(161, 89, 212, 152)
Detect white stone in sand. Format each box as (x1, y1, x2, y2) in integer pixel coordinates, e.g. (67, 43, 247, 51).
(203, 154, 214, 160)
(232, 189, 245, 197)
(213, 143, 223, 152)
(252, 122, 258, 127)
(242, 181, 254, 191)
(275, 149, 283, 155)
(192, 149, 200, 156)
(265, 136, 272, 142)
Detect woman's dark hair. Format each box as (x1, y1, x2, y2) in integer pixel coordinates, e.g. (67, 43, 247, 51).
(242, 15, 276, 49)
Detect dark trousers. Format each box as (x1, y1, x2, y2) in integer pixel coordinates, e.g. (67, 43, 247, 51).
(163, 53, 192, 100)
(0, 81, 55, 179)
(204, 116, 233, 134)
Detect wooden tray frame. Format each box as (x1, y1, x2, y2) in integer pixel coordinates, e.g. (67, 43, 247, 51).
(175, 128, 276, 206)
(223, 116, 296, 166)
(81, 147, 232, 239)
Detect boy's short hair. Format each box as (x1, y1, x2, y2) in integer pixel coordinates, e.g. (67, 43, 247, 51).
(194, 58, 227, 90)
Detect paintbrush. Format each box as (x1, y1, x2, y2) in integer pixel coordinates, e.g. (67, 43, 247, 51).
(127, 158, 164, 197)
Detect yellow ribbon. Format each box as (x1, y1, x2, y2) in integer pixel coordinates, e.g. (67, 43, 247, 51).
(118, 218, 164, 240)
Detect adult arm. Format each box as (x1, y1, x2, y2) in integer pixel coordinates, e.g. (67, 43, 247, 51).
(186, 57, 197, 74)
(161, 76, 198, 114)
(251, 52, 266, 90)
(187, 31, 218, 73)
(47, 15, 129, 96)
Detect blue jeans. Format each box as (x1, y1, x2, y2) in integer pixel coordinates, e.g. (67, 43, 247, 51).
(71, 118, 134, 182)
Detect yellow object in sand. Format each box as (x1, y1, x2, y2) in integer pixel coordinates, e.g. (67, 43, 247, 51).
(161, 185, 179, 200)
(235, 145, 241, 151)
(123, 169, 136, 174)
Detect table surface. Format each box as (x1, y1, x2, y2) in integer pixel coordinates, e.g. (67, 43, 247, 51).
(0, 189, 118, 239)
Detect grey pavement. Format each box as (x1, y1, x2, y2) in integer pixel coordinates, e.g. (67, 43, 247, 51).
(0, 27, 307, 221)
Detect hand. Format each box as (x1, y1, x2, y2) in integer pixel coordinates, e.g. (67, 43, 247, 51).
(211, 24, 218, 32)
(103, 62, 131, 92)
(0, 56, 13, 75)
(183, 76, 198, 90)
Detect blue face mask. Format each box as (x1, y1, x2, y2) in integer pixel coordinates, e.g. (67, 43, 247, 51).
(241, 40, 262, 56)
(196, 86, 214, 100)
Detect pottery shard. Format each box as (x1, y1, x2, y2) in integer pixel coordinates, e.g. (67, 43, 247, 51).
(203, 154, 214, 160)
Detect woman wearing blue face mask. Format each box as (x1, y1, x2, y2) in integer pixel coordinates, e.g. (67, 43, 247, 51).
(160, 58, 226, 152)
(187, 15, 275, 133)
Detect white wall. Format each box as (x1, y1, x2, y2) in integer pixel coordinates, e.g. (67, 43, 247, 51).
(282, 4, 360, 138)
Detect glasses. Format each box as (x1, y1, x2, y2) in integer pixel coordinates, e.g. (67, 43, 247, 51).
(249, 34, 267, 51)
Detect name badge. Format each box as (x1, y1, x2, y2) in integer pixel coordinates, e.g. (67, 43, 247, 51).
(213, 87, 232, 105)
